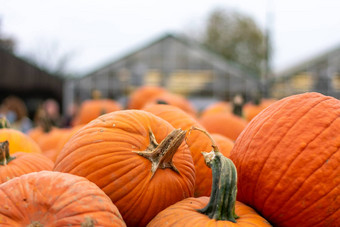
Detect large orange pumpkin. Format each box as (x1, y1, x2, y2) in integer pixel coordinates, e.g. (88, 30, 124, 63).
(0, 171, 126, 226)
(54, 110, 195, 227)
(0, 117, 41, 155)
(0, 140, 54, 184)
(72, 99, 122, 125)
(230, 92, 340, 226)
(148, 128, 271, 226)
(143, 104, 231, 197)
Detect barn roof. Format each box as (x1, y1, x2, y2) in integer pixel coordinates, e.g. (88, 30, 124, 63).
(84, 32, 256, 79)
(0, 47, 63, 105)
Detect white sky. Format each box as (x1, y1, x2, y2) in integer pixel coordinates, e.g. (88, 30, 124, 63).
(1, 0, 340, 75)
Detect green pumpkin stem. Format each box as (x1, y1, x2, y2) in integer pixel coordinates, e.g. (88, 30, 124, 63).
(133, 128, 186, 179)
(190, 126, 239, 222)
(0, 141, 16, 166)
(0, 117, 11, 129)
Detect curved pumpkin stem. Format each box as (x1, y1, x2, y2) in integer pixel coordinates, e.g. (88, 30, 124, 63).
(134, 128, 186, 178)
(189, 126, 239, 222)
(0, 117, 11, 129)
(0, 141, 16, 166)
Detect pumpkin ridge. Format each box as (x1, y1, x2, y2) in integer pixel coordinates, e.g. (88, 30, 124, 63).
(51, 180, 113, 216)
(102, 161, 150, 200)
(56, 205, 116, 220)
(267, 145, 340, 221)
(250, 96, 331, 208)
(262, 115, 340, 217)
(236, 97, 289, 199)
(43, 178, 77, 218)
(76, 152, 136, 180)
(0, 185, 26, 219)
(303, 201, 340, 227)
(279, 179, 340, 226)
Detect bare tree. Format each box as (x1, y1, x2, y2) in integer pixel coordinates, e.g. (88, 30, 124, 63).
(201, 8, 271, 79)
(0, 19, 16, 52)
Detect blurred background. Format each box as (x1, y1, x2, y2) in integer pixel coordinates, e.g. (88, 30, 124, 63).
(1, 0, 340, 132)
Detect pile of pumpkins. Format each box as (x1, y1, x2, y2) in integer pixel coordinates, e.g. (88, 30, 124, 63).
(0, 86, 338, 226)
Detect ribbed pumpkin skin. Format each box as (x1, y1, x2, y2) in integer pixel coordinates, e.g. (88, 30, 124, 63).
(147, 197, 271, 226)
(0, 152, 54, 184)
(54, 110, 195, 227)
(0, 171, 126, 226)
(73, 99, 122, 125)
(143, 104, 230, 197)
(230, 92, 340, 227)
(0, 129, 41, 154)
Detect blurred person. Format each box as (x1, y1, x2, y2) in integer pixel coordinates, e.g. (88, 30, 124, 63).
(0, 96, 33, 133)
(42, 99, 61, 127)
(61, 102, 79, 128)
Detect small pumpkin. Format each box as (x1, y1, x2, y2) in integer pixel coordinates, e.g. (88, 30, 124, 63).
(200, 101, 231, 117)
(144, 92, 197, 116)
(0, 140, 54, 184)
(72, 99, 122, 126)
(199, 112, 248, 141)
(54, 110, 195, 227)
(230, 92, 340, 226)
(127, 85, 168, 109)
(243, 98, 277, 122)
(147, 127, 271, 226)
(0, 117, 41, 155)
(0, 171, 126, 226)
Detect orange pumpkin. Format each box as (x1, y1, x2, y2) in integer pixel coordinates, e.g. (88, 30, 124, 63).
(144, 92, 197, 117)
(230, 92, 340, 226)
(199, 112, 247, 141)
(44, 124, 85, 162)
(0, 171, 126, 226)
(148, 128, 271, 226)
(143, 104, 231, 197)
(0, 140, 54, 184)
(0, 117, 41, 155)
(200, 101, 231, 117)
(243, 98, 277, 122)
(127, 85, 168, 109)
(54, 110, 195, 227)
(211, 133, 234, 157)
(72, 99, 122, 125)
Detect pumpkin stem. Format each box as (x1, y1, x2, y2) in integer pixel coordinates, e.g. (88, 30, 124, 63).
(134, 128, 186, 178)
(0, 141, 16, 166)
(0, 117, 11, 129)
(27, 221, 44, 227)
(189, 126, 239, 222)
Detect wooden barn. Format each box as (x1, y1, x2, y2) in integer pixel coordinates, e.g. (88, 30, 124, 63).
(0, 47, 63, 118)
(64, 33, 259, 111)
